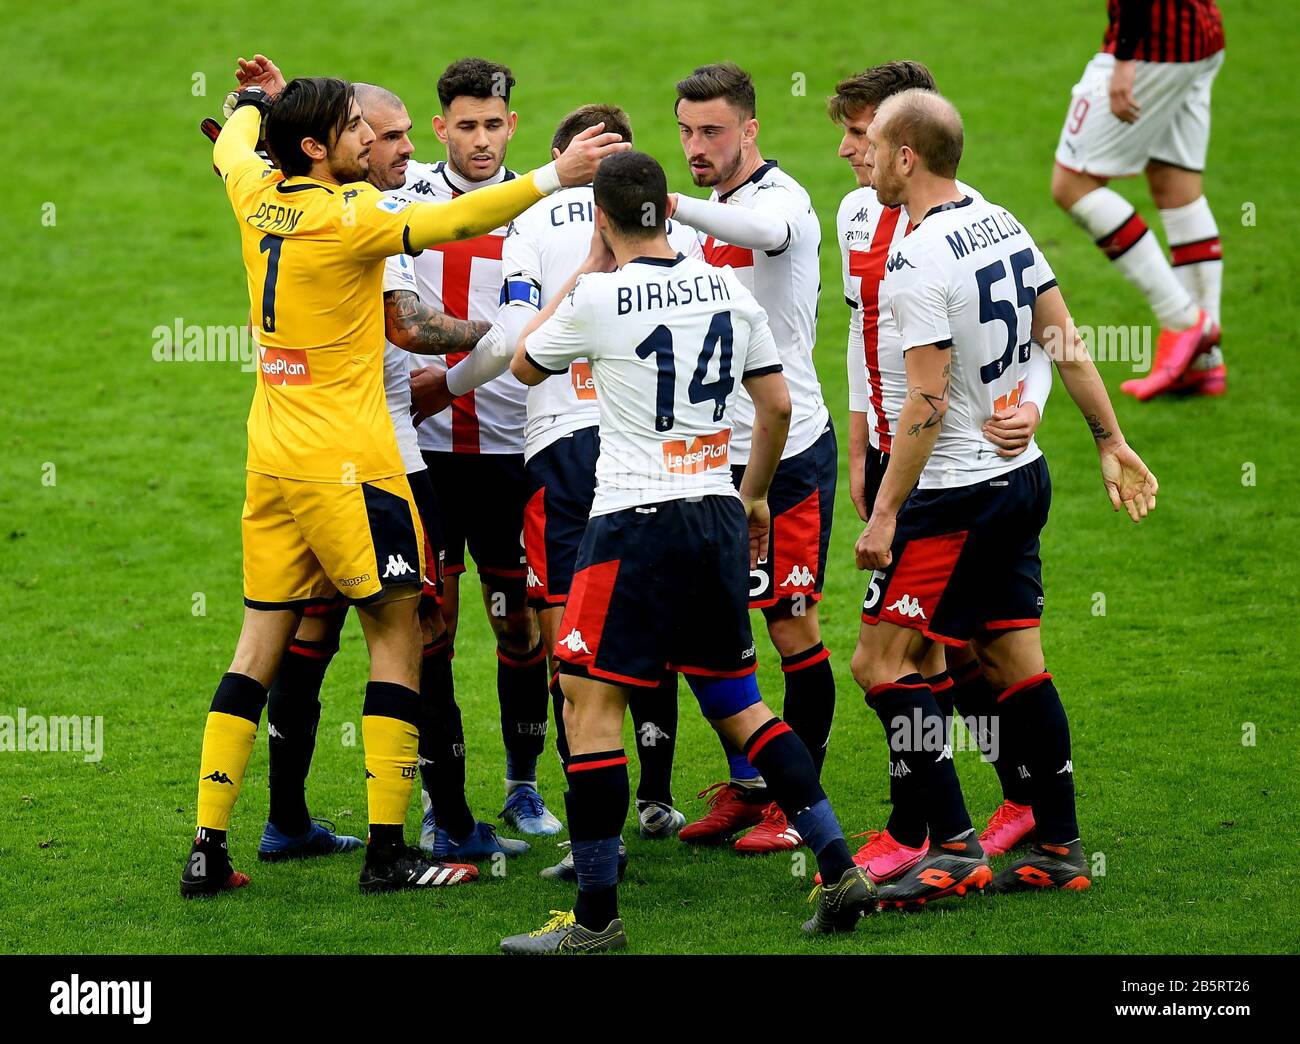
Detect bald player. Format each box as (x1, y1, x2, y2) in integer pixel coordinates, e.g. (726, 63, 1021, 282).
(852, 89, 1158, 907)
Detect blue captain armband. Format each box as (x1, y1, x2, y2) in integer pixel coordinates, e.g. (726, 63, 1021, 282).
(500, 278, 542, 308)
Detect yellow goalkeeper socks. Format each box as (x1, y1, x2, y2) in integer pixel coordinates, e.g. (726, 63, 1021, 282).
(196, 673, 269, 832)
(362, 681, 421, 835)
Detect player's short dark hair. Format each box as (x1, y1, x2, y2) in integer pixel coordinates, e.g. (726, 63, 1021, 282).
(265, 77, 356, 178)
(674, 62, 756, 120)
(879, 88, 964, 178)
(551, 104, 633, 154)
(827, 61, 936, 124)
(437, 57, 515, 109)
(593, 151, 667, 240)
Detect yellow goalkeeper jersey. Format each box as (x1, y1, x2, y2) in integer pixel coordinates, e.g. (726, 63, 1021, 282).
(215, 105, 547, 483)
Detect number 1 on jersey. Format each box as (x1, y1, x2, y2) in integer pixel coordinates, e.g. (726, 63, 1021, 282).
(259, 233, 283, 333)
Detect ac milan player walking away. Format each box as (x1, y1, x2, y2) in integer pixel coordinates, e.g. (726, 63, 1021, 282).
(828, 60, 1056, 884)
(668, 64, 839, 855)
(854, 89, 1158, 907)
(1052, 0, 1226, 400)
(500, 152, 874, 952)
(392, 59, 562, 845)
(413, 106, 698, 869)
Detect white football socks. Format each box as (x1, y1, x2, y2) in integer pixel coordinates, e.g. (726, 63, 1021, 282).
(1069, 187, 1199, 331)
(1161, 196, 1224, 368)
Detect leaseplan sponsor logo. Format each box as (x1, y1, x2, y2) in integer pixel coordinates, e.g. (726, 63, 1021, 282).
(49, 975, 151, 1024)
(259, 346, 311, 385)
(571, 361, 597, 401)
(663, 429, 730, 475)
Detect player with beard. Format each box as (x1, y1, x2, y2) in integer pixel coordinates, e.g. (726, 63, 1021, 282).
(181, 57, 627, 897)
(853, 89, 1157, 906)
(395, 60, 561, 846)
(410, 106, 700, 868)
(667, 64, 837, 855)
(248, 68, 530, 865)
(828, 62, 1055, 882)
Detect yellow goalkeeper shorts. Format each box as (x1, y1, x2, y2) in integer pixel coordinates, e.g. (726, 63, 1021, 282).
(241, 471, 425, 609)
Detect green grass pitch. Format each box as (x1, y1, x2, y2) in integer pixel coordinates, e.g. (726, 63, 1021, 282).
(2, 0, 1297, 954)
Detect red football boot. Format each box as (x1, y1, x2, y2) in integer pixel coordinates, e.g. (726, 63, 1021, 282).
(734, 802, 802, 853)
(678, 782, 767, 845)
(1121, 309, 1216, 401)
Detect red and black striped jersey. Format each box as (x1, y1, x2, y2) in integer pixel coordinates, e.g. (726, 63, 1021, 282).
(1102, 0, 1224, 63)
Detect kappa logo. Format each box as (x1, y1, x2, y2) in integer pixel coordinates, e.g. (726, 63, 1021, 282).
(557, 629, 591, 655)
(202, 770, 233, 786)
(526, 566, 541, 589)
(934, 744, 953, 763)
(1057, 760, 1074, 775)
(782, 564, 815, 588)
(411, 179, 436, 195)
(890, 759, 911, 778)
(885, 594, 927, 620)
(1018, 764, 1031, 779)
(381, 554, 415, 579)
(851, 207, 871, 223)
(885, 251, 916, 273)
(267, 723, 283, 740)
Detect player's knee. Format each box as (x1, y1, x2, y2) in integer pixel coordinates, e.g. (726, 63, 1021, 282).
(686, 672, 762, 720)
(494, 612, 539, 655)
(849, 645, 880, 692)
(764, 604, 821, 656)
(1050, 164, 1095, 210)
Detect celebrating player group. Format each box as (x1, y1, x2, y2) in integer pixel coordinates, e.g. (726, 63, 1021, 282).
(185, 0, 1220, 954)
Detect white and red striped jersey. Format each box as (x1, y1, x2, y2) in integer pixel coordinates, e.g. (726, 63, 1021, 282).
(840, 187, 907, 455)
(841, 182, 983, 454)
(384, 159, 527, 455)
(697, 161, 828, 465)
(1102, 0, 1223, 64)
(501, 186, 700, 460)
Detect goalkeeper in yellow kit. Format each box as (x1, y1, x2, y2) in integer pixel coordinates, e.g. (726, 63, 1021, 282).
(182, 60, 628, 897)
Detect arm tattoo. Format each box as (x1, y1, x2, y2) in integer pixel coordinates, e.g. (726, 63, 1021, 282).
(906, 362, 951, 437)
(384, 290, 491, 354)
(1085, 413, 1113, 442)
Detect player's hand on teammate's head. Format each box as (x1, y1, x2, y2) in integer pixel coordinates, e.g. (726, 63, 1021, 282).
(1100, 443, 1158, 522)
(855, 512, 896, 572)
(409, 367, 454, 426)
(982, 402, 1042, 458)
(665, 194, 678, 221)
(741, 496, 771, 569)
(554, 123, 632, 187)
(235, 55, 286, 100)
(1108, 59, 1140, 123)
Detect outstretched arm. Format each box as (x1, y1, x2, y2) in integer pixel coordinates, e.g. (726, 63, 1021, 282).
(405, 124, 631, 254)
(668, 194, 790, 252)
(1033, 286, 1158, 521)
